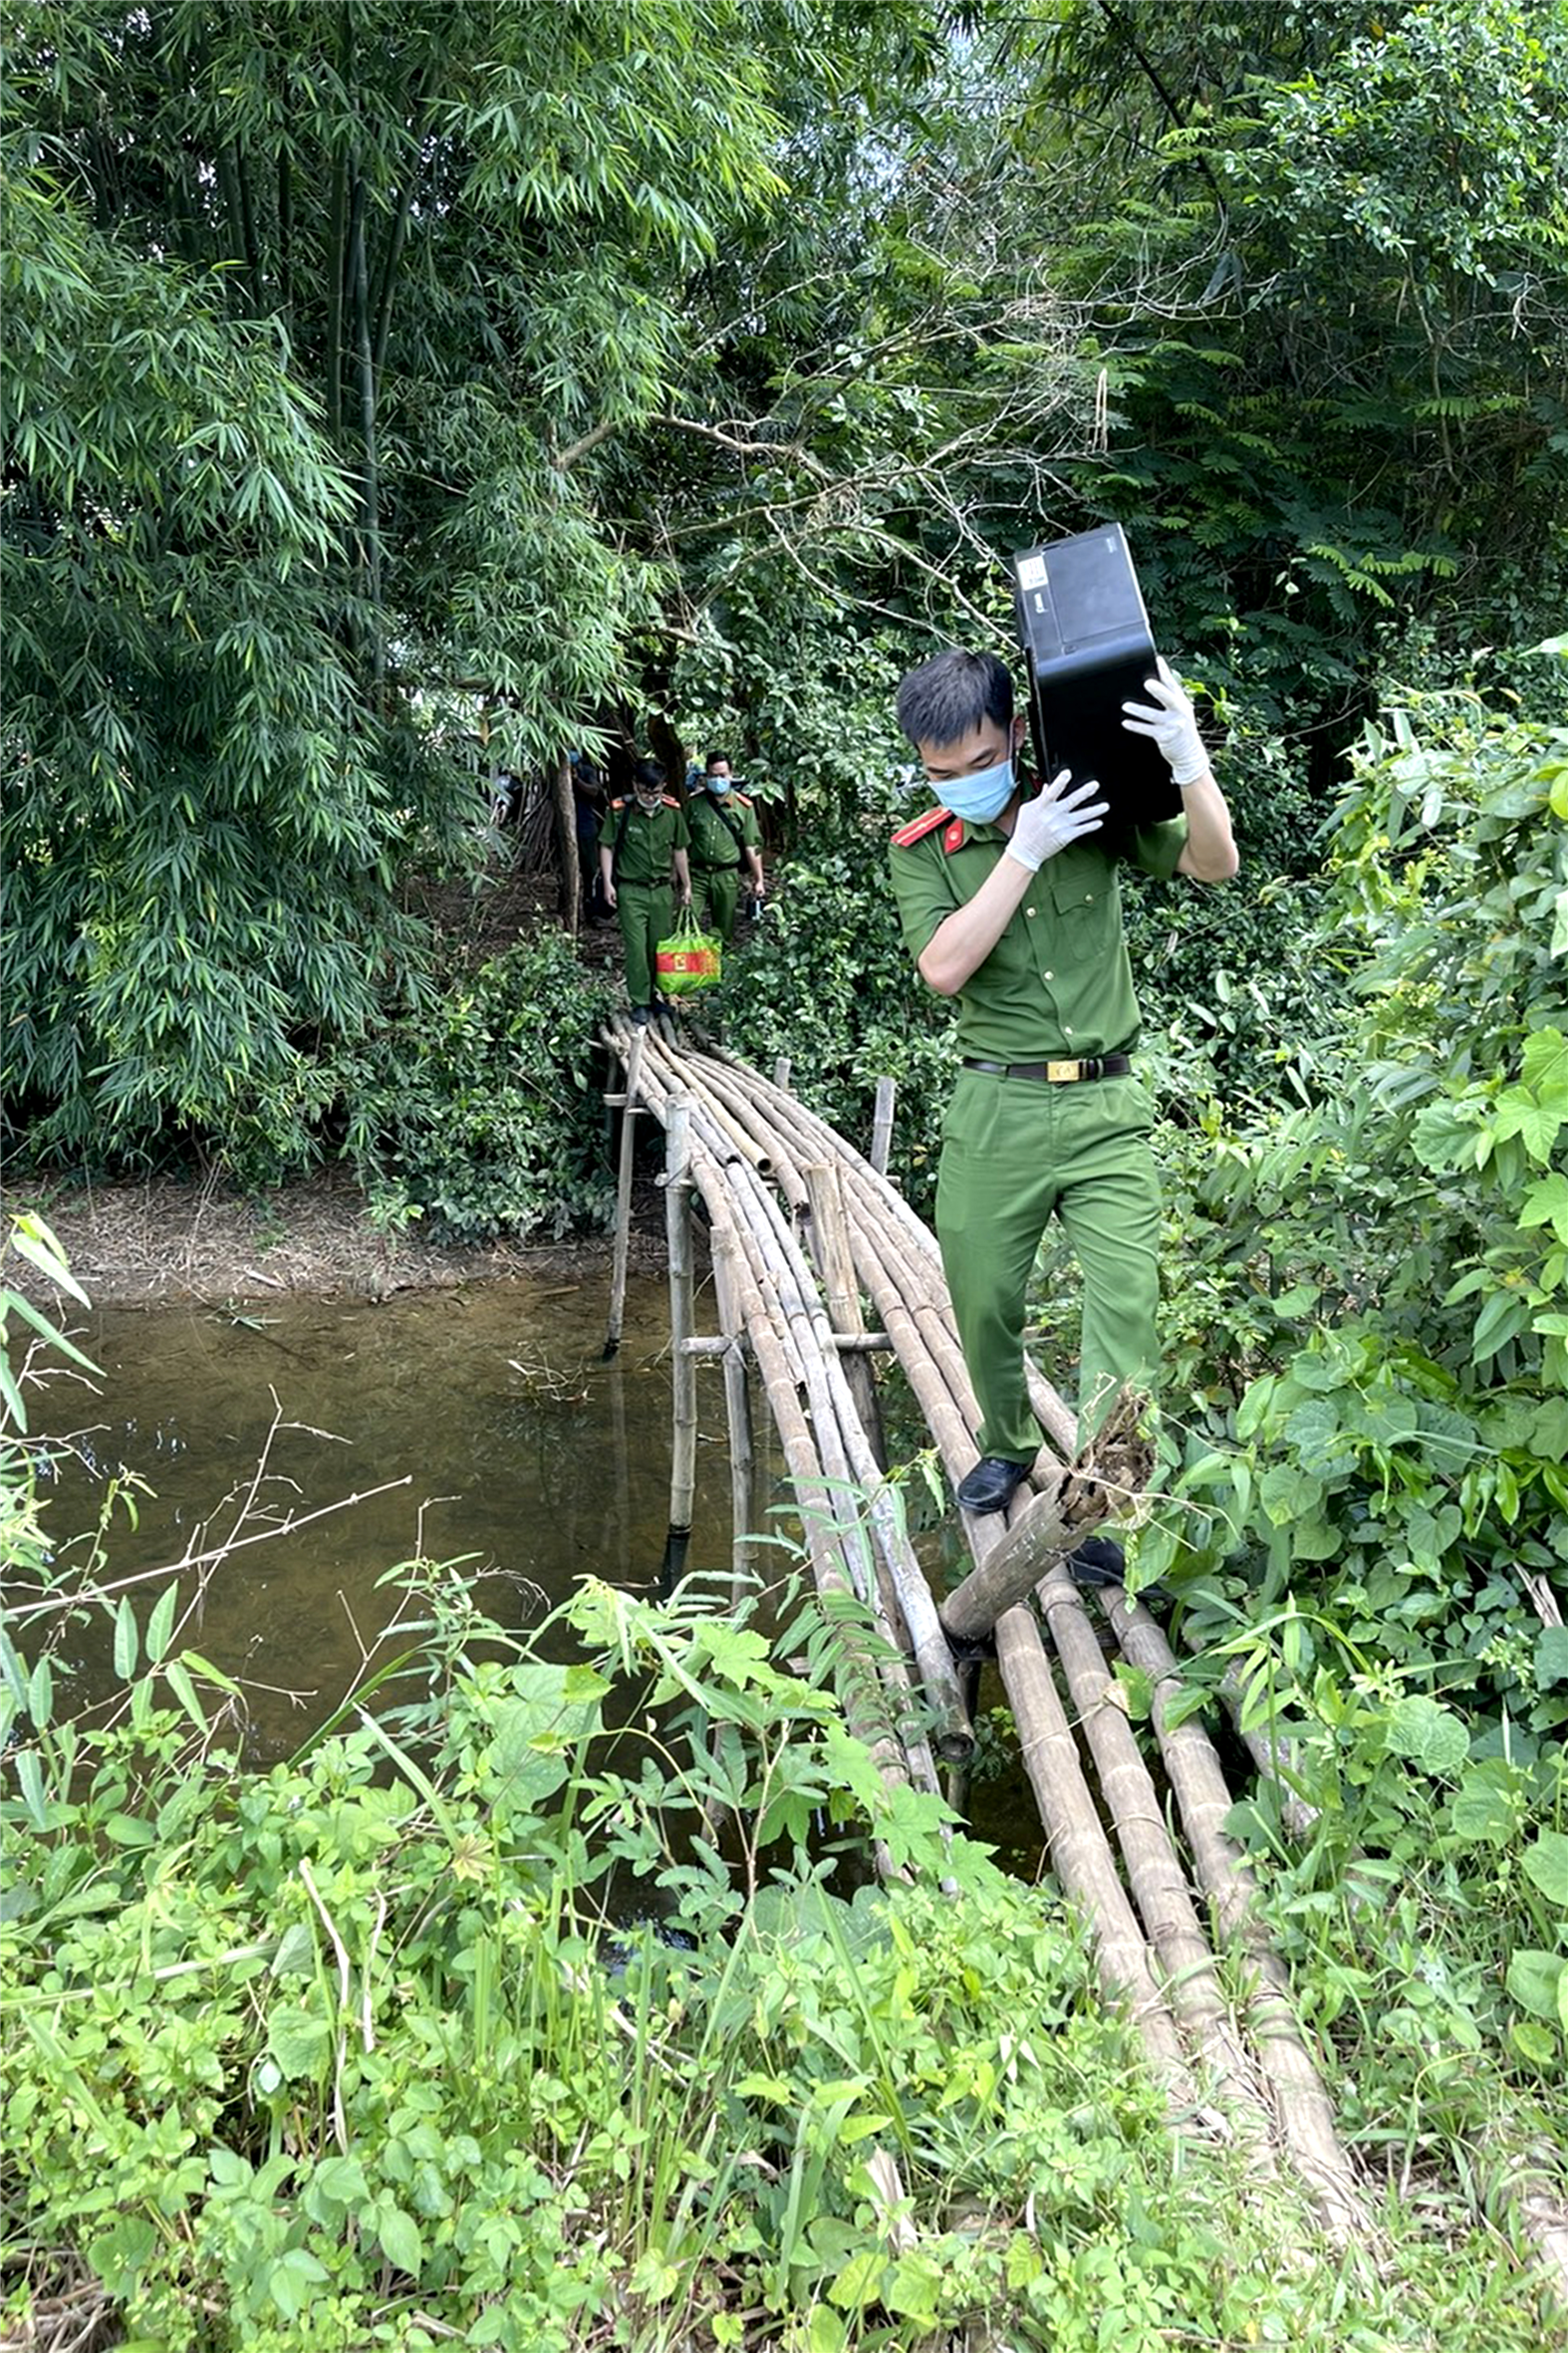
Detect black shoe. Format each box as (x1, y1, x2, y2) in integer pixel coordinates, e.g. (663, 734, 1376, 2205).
(1067, 1535, 1125, 1589)
(631, 1004, 653, 1027)
(955, 1455, 1031, 1514)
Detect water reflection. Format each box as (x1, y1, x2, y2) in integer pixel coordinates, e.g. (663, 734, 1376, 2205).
(42, 1273, 768, 1758)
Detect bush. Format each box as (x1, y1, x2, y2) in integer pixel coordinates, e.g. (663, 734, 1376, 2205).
(330, 933, 616, 1243)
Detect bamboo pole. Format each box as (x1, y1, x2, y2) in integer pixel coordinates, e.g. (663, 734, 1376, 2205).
(603, 1026, 647, 1359)
(712, 1196, 917, 1855)
(603, 1024, 1370, 2203)
(709, 1148, 962, 1792)
(1099, 1593, 1364, 2237)
(609, 1025, 924, 1831)
(710, 1227, 756, 1585)
(664, 1095, 697, 1547)
(1035, 1568, 1276, 2160)
(681, 1333, 892, 1355)
(803, 1160, 886, 1461)
(870, 1075, 897, 1175)
(993, 1597, 1191, 2096)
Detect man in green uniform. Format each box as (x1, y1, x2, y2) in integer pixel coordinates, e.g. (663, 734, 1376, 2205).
(600, 758, 692, 1026)
(686, 751, 764, 941)
(889, 649, 1238, 1551)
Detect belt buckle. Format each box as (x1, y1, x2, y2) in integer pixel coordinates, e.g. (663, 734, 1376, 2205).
(1046, 1059, 1082, 1083)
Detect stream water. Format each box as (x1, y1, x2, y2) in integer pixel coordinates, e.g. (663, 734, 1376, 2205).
(37, 1265, 1040, 1868)
(40, 1271, 774, 1760)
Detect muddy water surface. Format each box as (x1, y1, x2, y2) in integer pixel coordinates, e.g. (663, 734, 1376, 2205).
(46, 1271, 771, 1758)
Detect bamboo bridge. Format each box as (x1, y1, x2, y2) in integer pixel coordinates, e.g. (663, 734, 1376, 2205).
(602, 1015, 1368, 2239)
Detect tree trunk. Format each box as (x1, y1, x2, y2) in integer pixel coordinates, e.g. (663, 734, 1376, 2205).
(554, 755, 580, 932)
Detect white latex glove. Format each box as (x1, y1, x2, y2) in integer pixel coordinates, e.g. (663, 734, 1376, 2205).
(1003, 770, 1109, 874)
(1121, 657, 1209, 787)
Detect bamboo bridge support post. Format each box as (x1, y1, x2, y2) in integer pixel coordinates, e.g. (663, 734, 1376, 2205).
(603, 1026, 648, 1360)
(710, 1227, 758, 1583)
(870, 1075, 897, 1176)
(663, 1093, 697, 1575)
(773, 1055, 792, 1092)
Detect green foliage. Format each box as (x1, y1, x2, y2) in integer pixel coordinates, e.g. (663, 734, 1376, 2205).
(330, 933, 617, 1243)
(719, 827, 956, 1214)
(1113, 677, 1568, 2142)
(0, 144, 437, 1172)
(1034, 0, 1568, 709)
(2, 1553, 1554, 2351)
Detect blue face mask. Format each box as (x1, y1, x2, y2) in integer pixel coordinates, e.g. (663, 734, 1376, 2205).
(704, 775, 730, 795)
(940, 756, 1015, 825)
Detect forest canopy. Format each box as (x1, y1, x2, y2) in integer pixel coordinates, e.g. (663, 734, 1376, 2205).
(2, 0, 1566, 1170)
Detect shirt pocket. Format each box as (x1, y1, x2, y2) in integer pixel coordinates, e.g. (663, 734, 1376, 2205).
(1049, 856, 1103, 919)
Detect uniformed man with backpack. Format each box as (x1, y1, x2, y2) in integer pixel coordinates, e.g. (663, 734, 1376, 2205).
(600, 758, 692, 1026)
(686, 751, 764, 940)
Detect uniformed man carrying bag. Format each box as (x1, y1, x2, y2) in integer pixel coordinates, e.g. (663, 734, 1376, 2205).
(601, 758, 692, 1027)
(889, 646, 1238, 1575)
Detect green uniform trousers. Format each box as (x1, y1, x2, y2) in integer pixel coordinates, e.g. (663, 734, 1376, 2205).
(616, 880, 674, 1006)
(692, 868, 741, 942)
(935, 1067, 1161, 1461)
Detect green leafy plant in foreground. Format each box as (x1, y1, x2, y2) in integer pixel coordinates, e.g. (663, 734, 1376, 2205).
(1105, 680, 1568, 2157)
(1, 1561, 1556, 2353)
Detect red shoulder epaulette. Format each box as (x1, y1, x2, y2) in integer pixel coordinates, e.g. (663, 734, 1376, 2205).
(891, 805, 953, 849)
(732, 790, 753, 807)
(610, 797, 627, 810)
(660, 795, 680, 808)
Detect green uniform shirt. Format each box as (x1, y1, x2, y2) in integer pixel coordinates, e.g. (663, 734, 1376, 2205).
(605, 797, 689, 885)
(889, 811, 1187, 1062)
(686, 790, 760, 874)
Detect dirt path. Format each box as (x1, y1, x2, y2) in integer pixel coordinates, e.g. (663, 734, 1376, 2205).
(7, 1168, 665, 1311)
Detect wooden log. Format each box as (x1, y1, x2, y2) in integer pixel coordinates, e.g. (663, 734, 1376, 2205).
(938, 1393, 1151, 1642)
(603, 1025, 647, 1359)
(773, 1055, 792, 1092)
(870, 1075, 897, 1176)
(664, 1095, 697, 1541)
(940, 1479, 1077, 1642)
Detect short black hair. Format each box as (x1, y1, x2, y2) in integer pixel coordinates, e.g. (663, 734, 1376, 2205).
(895, 651, 1013, 749)
(704, 749, 730, 770)
(633, 757, 664, 791)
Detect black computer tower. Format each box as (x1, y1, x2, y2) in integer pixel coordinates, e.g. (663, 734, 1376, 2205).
(1010, 525, 1179, 825)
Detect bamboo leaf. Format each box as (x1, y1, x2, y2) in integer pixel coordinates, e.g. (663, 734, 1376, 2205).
(26, 1656, 53, 1731)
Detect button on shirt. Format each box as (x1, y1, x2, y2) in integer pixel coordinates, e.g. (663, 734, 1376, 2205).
(610, 799, 689, 885)
(686, 792, 760, 874)
(889, 815, 1187, 1062)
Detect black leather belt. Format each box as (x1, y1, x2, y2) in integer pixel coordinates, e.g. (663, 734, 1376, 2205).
(961, 1054, 1132, 1084)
